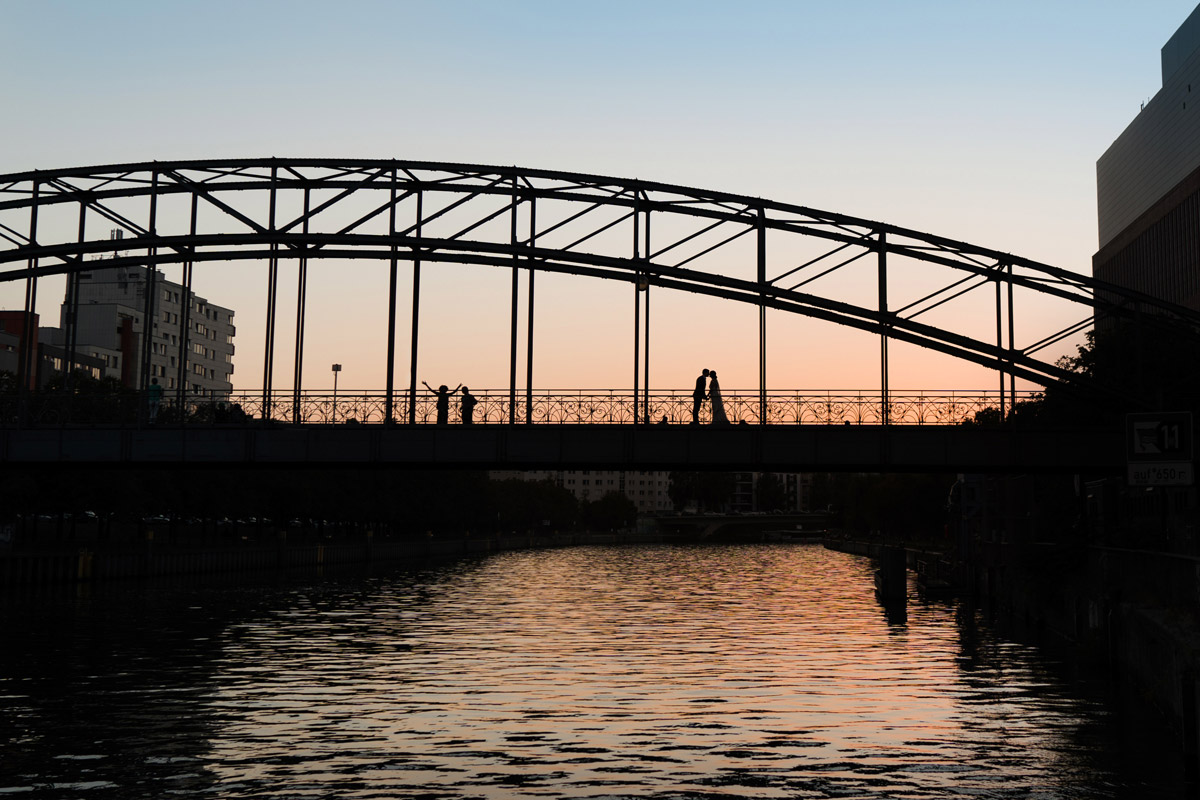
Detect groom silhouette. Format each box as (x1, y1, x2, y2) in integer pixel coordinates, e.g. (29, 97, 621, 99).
(691, 369, 710, 424)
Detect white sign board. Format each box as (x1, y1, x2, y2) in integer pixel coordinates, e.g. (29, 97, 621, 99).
(1126, 412, 1194, 486)
(1128, 462, 1194, 487)
(1127, 412, 1193, 461)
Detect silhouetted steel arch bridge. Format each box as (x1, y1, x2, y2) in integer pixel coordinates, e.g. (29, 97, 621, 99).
(1, 158, 1194, 468)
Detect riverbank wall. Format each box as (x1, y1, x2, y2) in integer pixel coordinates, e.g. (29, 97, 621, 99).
(0, 530, 669, 588)
(825, 536, 1200, 776)
(971, 541, 1200, 761)
(819, 537, 955, 590)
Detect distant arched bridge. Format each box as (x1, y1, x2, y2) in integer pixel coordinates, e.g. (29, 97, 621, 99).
(0, 159, 1192, 469)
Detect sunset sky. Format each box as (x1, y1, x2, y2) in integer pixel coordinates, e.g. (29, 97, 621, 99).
(2, 1, 1196, 396)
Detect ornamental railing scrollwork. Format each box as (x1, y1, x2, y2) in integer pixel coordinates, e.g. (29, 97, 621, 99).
(0, 389, 1039, 427)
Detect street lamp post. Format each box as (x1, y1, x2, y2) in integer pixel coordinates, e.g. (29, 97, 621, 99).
(331, 363, 341, 423)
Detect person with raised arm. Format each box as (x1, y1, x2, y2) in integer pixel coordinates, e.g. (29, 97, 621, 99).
(422, 381, 461, 425)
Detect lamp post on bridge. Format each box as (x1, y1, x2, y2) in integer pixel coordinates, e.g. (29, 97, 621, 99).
(331, 363, 341, 424)
(637, 273, 650, 425)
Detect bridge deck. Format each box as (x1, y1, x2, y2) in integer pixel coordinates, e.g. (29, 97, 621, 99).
(0, 424, 1122, 472)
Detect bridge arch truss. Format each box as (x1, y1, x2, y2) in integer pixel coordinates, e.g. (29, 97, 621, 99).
(1, 158, 1194, 424)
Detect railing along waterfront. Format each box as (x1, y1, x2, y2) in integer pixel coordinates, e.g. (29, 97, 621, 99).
(2, 389, 1040, 427)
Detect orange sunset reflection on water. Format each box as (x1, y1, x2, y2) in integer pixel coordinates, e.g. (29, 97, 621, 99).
(195, 545, 1167, 798)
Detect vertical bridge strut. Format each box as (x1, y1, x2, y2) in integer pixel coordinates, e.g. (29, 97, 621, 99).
(2, 159, 1199, 421)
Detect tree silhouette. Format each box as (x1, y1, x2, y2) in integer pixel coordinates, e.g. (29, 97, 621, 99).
(582, 491, 638, 530)
(667, 471, 735, 512)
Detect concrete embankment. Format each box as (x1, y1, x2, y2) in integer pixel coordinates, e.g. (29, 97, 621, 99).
(0, 531, 667, 589)
(978, 542, 1200, 761)
(825, 536, 1200, 776)
(821, 537, 955, 591)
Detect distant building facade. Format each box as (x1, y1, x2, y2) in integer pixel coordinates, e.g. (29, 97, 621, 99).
(730, 472, 813, 513)
(56, 263, 236, 393)
(0, 311, 36, 388)
(0, 312, 107, 389)
(1094, 3, 1200, 310)
(490, 470, 812, 515)
(491, 470, 673, 514)
(34, 340, 105, 386)
(0, 328, 16, 378)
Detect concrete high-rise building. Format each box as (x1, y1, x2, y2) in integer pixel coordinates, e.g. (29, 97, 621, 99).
(54, 263, 236, 394)
(1094, 3, 1200, 309)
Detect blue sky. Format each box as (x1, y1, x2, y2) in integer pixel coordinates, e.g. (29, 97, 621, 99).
(2, 1, 1197, 393)
(5, 0, 1188, 250)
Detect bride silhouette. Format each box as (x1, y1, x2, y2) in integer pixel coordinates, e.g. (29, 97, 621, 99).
(709, 370, 729, 425)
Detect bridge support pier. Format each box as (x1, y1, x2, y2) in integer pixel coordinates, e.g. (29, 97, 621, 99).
(875, 545, 907, 603)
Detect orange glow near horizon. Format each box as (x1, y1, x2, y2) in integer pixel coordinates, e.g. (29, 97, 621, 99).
(3, 2, 1185, 398)
(0, 244, 1084, 397)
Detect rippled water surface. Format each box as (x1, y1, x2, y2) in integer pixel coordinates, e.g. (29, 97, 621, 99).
(0, 544, 1186, 798)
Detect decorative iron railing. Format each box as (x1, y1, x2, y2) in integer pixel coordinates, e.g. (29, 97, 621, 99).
(0, 389, 1040, 427)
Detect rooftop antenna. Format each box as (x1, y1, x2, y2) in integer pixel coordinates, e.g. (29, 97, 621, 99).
(110, 229, 124, 261)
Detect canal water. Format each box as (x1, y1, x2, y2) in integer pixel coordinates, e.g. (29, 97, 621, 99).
(0, 543, 1188, 798)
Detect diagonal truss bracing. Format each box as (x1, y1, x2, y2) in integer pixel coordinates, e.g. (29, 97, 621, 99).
(2, 158, 1197, 421)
